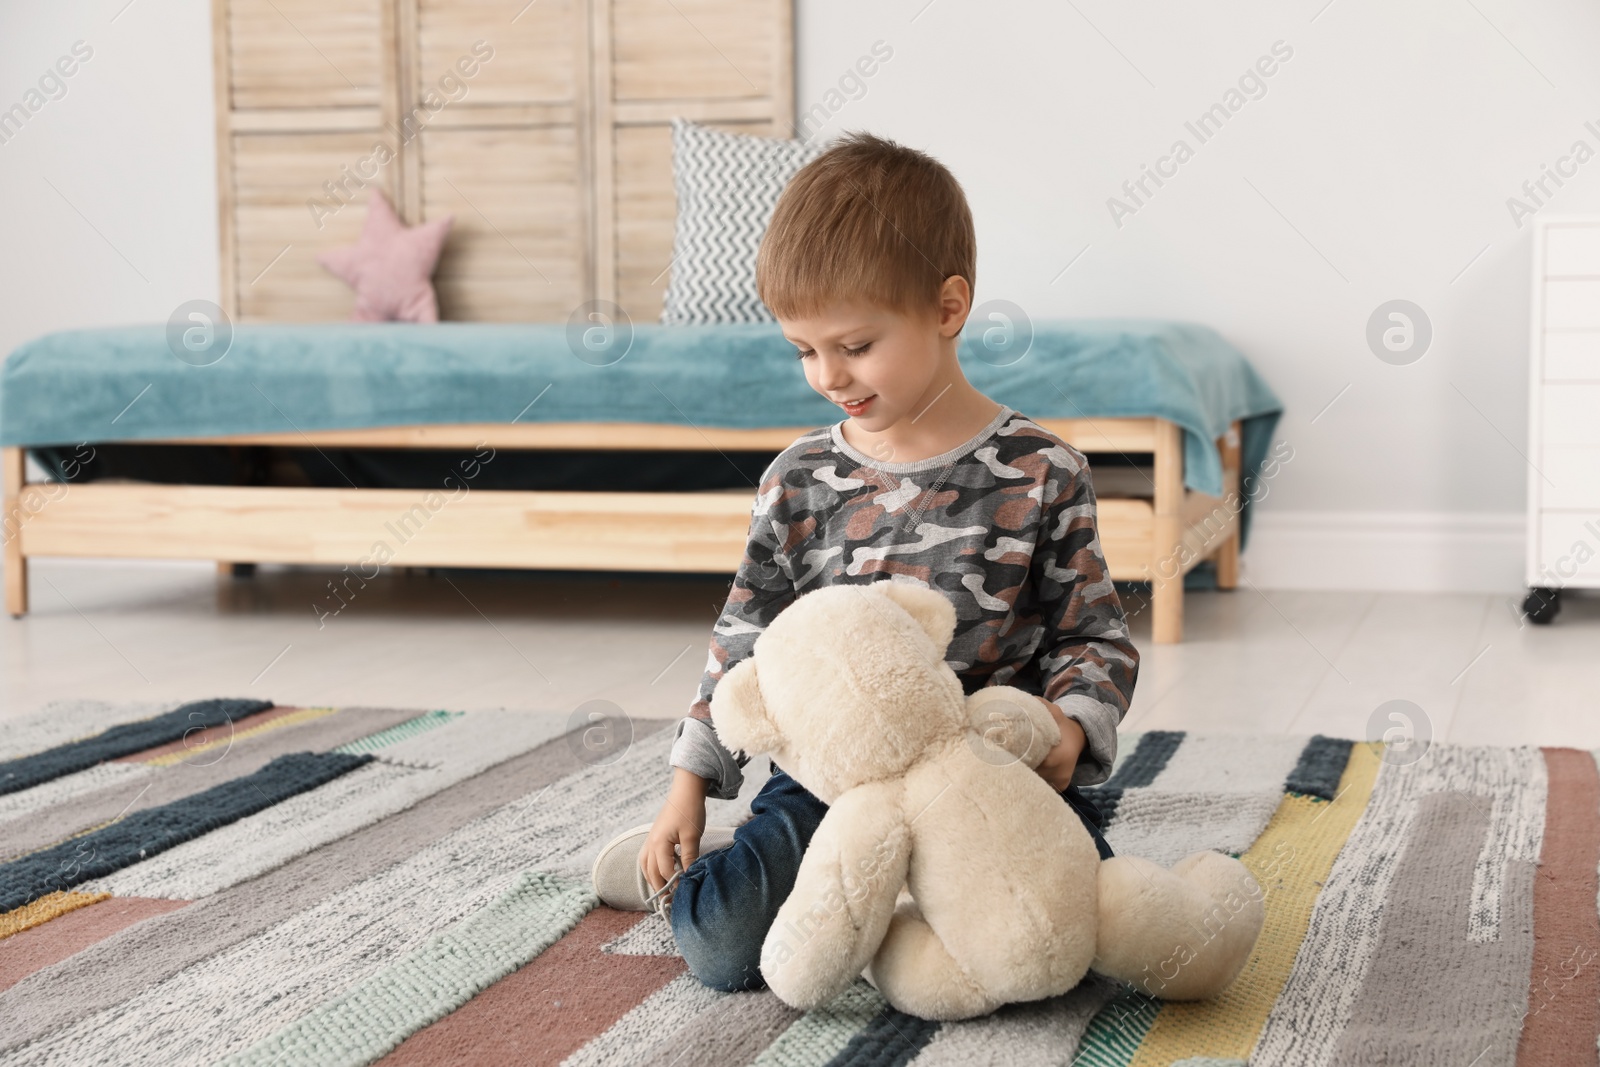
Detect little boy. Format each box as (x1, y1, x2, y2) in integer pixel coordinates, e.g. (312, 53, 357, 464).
(590, 131, 1140, 993)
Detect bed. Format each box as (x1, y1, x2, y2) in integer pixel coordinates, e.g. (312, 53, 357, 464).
(0, 319, 1281, 642)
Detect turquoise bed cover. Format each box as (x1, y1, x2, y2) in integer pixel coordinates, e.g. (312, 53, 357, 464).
(0, 319, 1283, 548)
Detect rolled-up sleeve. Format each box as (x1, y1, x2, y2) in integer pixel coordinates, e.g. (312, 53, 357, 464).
(1032, 460, 1141, 787)
(669, 468, 795, 800)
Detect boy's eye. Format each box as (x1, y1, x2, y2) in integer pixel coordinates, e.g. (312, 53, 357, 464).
(794, 348, 813, 360)
(843, 342, 872, 356)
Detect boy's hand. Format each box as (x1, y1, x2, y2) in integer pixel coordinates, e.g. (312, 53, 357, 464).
(641, 768, 709, 903)
(1034, 700, 1086, 792)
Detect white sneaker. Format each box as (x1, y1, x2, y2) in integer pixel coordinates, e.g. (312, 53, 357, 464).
(590, 821, 740, 918)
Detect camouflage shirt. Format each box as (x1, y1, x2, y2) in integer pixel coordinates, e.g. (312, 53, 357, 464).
(669, 402, 1141, 800)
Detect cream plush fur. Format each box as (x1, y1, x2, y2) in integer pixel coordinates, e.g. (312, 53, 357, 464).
(709, 580, 1266, 1022)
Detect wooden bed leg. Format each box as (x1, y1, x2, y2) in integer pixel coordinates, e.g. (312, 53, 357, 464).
(1152, 572, 1183, 644)
(1213, 527, 1240, 590)
(3, 447, 28, 618)
(1213, 420, 1242, 591)
(1151, 420, 1184, 644)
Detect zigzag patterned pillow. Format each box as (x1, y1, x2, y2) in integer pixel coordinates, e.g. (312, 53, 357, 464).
(659, 119, 831, 324)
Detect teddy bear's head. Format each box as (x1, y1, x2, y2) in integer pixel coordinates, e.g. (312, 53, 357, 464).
(709, 580, 969, 804)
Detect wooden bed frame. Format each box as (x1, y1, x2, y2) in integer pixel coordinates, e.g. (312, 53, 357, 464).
(1, 416, 1240, 642)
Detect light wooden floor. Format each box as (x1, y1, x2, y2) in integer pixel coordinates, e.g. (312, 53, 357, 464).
(2, 559, 1597, 753)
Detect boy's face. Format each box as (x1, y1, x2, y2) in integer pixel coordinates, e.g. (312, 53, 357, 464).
(779, 298, 951, 433)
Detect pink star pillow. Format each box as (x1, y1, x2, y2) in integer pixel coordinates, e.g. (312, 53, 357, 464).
(317, 188, 453, 322)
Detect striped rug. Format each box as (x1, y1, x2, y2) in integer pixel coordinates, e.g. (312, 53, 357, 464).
(0, 698, 1594, 1066)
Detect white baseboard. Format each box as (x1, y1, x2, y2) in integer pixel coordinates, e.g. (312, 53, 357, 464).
(1240, 510, 1525, 593)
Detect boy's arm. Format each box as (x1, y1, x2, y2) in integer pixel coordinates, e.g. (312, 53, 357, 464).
(1031, 457, 1141, 787)
(668, 474, 794, 801)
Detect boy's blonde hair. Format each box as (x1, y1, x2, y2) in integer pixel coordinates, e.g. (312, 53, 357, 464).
(756, 131, 975, 321)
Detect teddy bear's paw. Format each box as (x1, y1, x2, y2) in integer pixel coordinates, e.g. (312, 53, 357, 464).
(1173, 850, 1265, 923)
(963, 688, 1059, 770)
(763, 950, 859, 1014)
(1164, 852, 1264, 1000)
(869, 912, 1005, 1022)
(1092, 852, 1264, 1002)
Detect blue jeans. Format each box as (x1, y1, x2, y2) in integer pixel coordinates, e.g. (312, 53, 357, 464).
(670, 761, 1114, 992)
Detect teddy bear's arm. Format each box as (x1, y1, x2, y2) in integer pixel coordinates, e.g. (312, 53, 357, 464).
(759, 778, 910, 1011)
(964, 687, 1061, 770)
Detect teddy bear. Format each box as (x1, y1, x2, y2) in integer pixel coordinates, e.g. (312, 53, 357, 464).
(708, 579, 1266, 1022)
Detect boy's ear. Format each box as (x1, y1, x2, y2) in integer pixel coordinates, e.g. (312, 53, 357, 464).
(709, 658, 784, 758)
(938, 274, 971, 338)
(876, 581, 956, 654)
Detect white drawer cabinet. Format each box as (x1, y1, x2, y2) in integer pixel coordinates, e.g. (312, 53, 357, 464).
(1544, 331, 1600, 379)
(1543, 446, 1600, 509)
(1525, 216, 1600, 622)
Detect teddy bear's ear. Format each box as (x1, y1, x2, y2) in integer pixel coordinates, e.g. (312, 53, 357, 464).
(709, 658, 784, 758)
(876, 580, 957, 653)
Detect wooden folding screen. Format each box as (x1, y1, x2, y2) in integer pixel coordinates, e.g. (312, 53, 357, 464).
(211, 0, 794, 323)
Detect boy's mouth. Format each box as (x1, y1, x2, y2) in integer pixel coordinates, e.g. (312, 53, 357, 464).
(840, 395, 876, 416)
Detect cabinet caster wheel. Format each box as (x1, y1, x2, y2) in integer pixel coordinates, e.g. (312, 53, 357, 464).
(1522, 587, 1561, 625)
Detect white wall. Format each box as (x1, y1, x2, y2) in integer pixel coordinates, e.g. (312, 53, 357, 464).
(4, 0, 1598, 592)
(795, 0, 1600, 593)
(0, 2, 219, 350)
